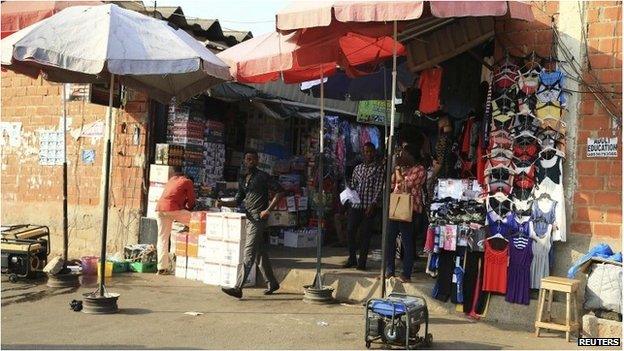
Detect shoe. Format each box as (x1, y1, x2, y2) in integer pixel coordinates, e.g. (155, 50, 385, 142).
(384, 272, 395, 279)
(157, 269, 172, 275)
(221, 287, 243, 299)
(264, 283, 280, 295)
(343, 261, 357, 268)
(397, 276, 411, 283)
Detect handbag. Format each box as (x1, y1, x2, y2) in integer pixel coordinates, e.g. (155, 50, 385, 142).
(389, 178, 413, 222)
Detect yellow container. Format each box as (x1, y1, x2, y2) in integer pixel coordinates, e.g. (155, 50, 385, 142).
(97, 261, 113, 278)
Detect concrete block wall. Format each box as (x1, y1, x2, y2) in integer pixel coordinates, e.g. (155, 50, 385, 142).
(1, 70, 148, 256)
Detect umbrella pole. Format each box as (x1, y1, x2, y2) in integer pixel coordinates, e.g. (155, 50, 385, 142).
(381, 20, 398, 299)
(82, 74, 119, 314)
(47, 85, 81, 288)
(315, 70, 325, 289)
(98, 74, 115, 296)
(62, 84, 69, 263)
(303, 69, 333, 304)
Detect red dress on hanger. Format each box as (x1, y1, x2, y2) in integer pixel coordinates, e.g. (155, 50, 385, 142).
(418, 67, 443, 114)
(482, 239, 509, 294)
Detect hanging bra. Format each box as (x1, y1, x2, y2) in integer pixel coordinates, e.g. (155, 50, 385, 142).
(514, 163, 537, 189)
(486, 165, 514, 194)
(537, 70, 565, 104)
(489, 129, 514, 149)
(512, 112, 540, 134)
(517, 93, 537, 115)
(512, 186, 533, 201)
(536, 101, 563, 123)
(494, 64, 520, 89)
(513, 198, 534, 217)
(513, 137, 540, 162)
(485, 148, 514, 168)
(537, 154, 562, 184)
(491, 98, 517, 125)
(517, 67, 541, 95)
(538, 129, 565, 150)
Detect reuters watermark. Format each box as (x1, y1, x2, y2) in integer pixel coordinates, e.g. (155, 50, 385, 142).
(578, 338, 621, 347)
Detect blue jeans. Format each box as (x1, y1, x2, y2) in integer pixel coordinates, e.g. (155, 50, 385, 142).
(386, 219, 415, 279)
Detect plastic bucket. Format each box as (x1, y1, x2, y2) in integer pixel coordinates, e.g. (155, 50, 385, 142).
(80, 256, 99, 275)
(97, 260, 113, 278)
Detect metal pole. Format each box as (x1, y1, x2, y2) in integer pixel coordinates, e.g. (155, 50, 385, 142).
(380, 20, 398, 298)
(61, 84, 69, 264)
(315, 69, 325, 289)
(98, 74, 115, 296)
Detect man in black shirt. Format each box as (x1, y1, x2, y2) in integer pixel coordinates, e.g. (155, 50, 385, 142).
(220, 150, 284, 299)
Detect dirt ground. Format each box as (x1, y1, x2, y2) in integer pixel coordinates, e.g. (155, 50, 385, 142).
(0, 273, 598, 350)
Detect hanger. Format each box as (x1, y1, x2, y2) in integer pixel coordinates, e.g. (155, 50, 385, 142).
(486, 233, 509, 242)
(536, 191, 553, 202)
(539, 145, 566, 159)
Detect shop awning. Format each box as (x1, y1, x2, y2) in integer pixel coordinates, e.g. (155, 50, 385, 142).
(1, 1, 101, 39)
(250, 80, 358, 115)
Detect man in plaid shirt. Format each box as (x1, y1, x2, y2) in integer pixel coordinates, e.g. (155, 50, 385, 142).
(345, 142, 385, 270)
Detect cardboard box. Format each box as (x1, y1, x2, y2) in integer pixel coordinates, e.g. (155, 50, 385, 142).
(205, 213, 224, 240)
(284, 229, 318, 248)
(147, 201, 158, 219)
(189, 211, 207, 235)
(148, 182, 166, 202)
(174, 232, 188, 257)
(220, 264, 256, 288)
(149, 164, 175, 183)
(175, 256, 187, 279)
(268, 211, 297, 227)
(223, 213, 246, 242)
(155, 143, 184, 165)
(187, 234, 199, 257)
(203, 239, 244, 266)
(198, 235, 208, 259)
(202, 262, 221, 285)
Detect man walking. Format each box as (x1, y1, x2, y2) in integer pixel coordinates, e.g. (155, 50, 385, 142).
(344, 142, 384, 270)
(221, 150, 284, 299)
(155, 166, 196, 275)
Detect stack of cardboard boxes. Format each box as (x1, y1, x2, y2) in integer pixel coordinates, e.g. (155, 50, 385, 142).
(174, 212, 255, 287)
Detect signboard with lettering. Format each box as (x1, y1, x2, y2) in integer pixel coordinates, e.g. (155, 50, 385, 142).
(357, 100, 401, 125)
(587, 137, 618, 158)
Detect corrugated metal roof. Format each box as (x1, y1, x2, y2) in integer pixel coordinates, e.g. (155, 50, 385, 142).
(250, 80, 358, 116)
(223, 30, 253, 42)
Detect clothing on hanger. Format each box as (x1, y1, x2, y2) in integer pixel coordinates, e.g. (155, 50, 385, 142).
(419, 67, 444, 114)
(482, 239, 509, 294)
(506, 235, 533, 305)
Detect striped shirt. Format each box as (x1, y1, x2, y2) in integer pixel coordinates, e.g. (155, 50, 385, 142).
(350, 161, 384, 209)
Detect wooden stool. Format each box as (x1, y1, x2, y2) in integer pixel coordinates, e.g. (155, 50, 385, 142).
(535, 276, 581, 341)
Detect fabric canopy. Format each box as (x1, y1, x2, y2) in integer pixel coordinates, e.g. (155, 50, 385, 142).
(276, 1, 534, 31)
(217, 23, 405, 84)
(2, 4, 232, 103)
(1, 1, 102, 39)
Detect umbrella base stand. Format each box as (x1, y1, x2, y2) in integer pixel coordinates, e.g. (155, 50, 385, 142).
(46, 272, 81, 288)
(303, 285, 334, 304)
(82, 289, 119, 314)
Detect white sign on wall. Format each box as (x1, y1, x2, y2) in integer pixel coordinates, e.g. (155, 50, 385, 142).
(587, 137, 618, 158)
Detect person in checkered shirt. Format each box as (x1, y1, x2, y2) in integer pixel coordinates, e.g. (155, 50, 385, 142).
(344, 142, 385, 270)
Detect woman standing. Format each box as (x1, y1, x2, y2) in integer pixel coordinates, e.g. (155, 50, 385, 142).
(386, 143, 427, 283)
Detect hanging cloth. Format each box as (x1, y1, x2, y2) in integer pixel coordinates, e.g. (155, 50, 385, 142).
(418, 67, 444, 114)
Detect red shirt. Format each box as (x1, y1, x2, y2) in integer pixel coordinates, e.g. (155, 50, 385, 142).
(156, 175, 196, 212)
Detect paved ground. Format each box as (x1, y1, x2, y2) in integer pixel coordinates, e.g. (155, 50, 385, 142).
(1, 273, 592, 350)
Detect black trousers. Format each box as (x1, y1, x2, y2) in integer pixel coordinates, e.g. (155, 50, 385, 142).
(346, 207, 378, 267)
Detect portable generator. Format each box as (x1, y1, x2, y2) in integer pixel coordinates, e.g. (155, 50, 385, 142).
(365, 293, 432, 349)
(1, 225, 50, 282)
